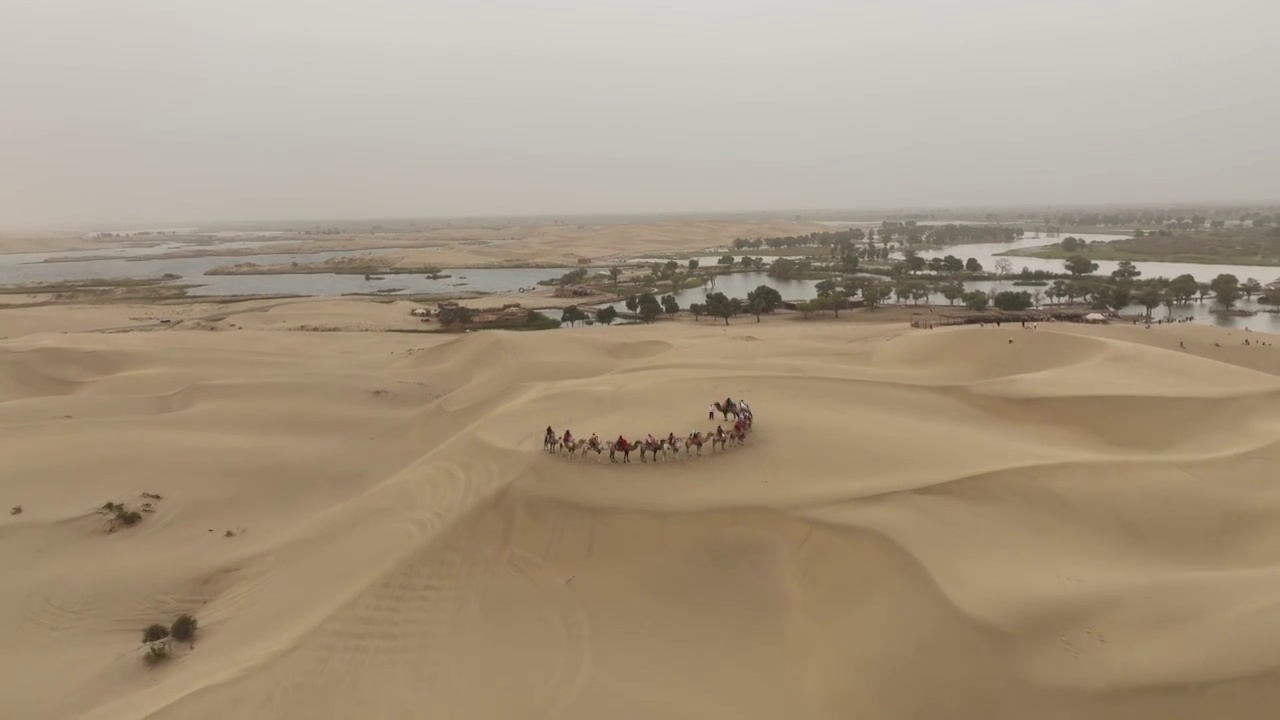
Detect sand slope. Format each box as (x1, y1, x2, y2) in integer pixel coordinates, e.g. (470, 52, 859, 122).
(3, 317, 1280, 720)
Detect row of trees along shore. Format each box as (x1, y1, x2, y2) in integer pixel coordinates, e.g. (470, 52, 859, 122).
(599, 253, 1271, 325)
(730, 223, 1023, 252)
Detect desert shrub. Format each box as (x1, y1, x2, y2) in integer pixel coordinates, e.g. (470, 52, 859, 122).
(171, 614, 198, 642)
(142, 624, 170, 643)
(101, 502, 144, 529)
(144, 640, 169, 667)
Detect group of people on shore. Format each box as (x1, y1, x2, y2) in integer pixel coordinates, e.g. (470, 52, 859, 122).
(543, 398, 754, 463)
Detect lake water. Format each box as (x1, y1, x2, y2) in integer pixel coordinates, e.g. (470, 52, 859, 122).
(0, 245, 569, 297)
(910, 233, 1280, 286)
(4, 235, 1278, 331)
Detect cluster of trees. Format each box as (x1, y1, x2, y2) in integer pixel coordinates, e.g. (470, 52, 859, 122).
(766, 257, 815, 279)
(732, 229, 867, 251)
(717, 254, 768, 271)
(688, 286, 785, 324)
(622, 292, 681, 322)
(874, 222, 1022, 246)
(895, 249, 988, 275)
(557, 267, 589, 285)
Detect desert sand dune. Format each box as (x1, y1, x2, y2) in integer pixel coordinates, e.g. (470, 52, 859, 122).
(3, 315, 1280, 720)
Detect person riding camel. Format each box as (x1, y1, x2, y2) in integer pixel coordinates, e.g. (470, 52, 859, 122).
(733, 417, 744, 434)
(589, 432, 599, 447)
(563, 429, 573, 445)
(616, 434, 627, 449)
(646, 433, 656, 446)
(724, 397, 734, 412)
(667, 431, 678, 445)
(716, 424, 725, 438)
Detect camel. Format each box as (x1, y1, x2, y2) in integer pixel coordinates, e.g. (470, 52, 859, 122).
(713, 400, 739, 420)
(729, 426, 748, 446)
(579, 438, 604, 460)
(638, 437, 667, 462)
(664, 434, 681, 456)
(559, 438, 592, 459)
(685, 431, 705, 455)
(609, 439, 634, 463)
(710, 428, 730, 452)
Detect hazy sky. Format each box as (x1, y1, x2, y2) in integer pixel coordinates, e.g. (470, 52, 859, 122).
(2, 0, 1277, 228)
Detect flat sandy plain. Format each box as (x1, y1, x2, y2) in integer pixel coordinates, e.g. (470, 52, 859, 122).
(3, 223, 1280, 719)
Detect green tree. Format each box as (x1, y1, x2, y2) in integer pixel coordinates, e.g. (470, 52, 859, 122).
(1168, 274, 1198, 303)
(1111, 261, 1141, 280)
(705, 292, 733, 325)
(965, 257, 983, 273)
(862, 280, 889, 309)
(608, 266, 623, 284)
(596, 306, 618, 324)
(828, 290, 848, 318)
(717, 254, 734, 265)
(941, 280, 965, 305)
(1210, 274, 1241, 309)
(637, 293, 663, 322)
(1134, 285, 1162, 319)
(437, 304, 475, 328)
(1060, 236, 1086, 252)
(746, 285, 783, 314)
(962, 290, 990, 311)
(768, 258, 798, 279)
(1105, 284, 1133, 312)
(747, 297, 766, 322)
(625, 296, 639, 312)
(687, 259, 699, 271)
(942, 255, 965, 273)
(814, 278, 838, 298)
(561, 305, 588, 326)
(689, 303, 705, 321)
(661, 294, 680, 315)
(1064, 256, 1099, 276)
(559, 268, 588, 285)
(992, 291, 1033, 311)
(1242, 278, 1263, 299)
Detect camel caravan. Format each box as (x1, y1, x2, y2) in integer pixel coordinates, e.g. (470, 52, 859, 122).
(543, 398, 754, 463)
